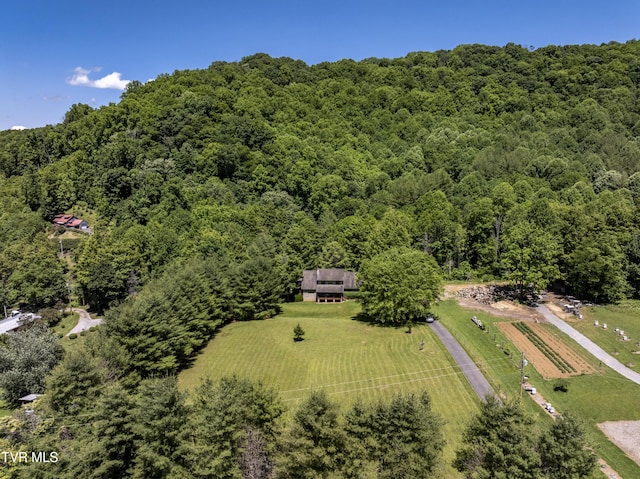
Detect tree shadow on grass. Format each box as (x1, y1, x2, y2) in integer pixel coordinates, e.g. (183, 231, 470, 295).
(351, 311, 404, 330)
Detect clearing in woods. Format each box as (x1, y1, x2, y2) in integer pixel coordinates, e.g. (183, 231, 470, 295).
(496, 322, 596, 378)
(178, 301, 481, 479)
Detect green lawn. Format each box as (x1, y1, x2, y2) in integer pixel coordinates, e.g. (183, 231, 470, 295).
(432, 300, 534, 405)
(0, 398, 11, 417)
(434, 299, 640, 479)
(179, 301, 481, 478)
(570, 301, 640, 369)
(177, 298, 640, 478)
(53, 311, 79, 337)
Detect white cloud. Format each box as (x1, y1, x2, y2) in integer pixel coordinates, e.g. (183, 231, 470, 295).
(10, 125, 27, 130)
(67, 66, 131, 90)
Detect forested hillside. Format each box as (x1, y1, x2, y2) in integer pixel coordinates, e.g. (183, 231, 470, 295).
(2, 41, 640, 314)
(1, 40, 636, 478)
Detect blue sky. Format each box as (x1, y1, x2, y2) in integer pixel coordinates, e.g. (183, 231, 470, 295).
(1, 0, 638, 131)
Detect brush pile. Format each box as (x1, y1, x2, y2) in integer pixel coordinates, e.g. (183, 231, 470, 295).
(455, 285, 518, 304)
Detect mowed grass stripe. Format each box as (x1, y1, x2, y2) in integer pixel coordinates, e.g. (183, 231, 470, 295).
(183, 310, 481, 406)
(178, 302, 480, 477)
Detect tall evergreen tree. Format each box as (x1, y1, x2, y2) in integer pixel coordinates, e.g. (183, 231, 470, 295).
(68, 383, 137, 479)
(454, 397, 542, 479)
(45, 348, 107, 416)
(184, 376, 283, 479)
(343, 392, 444, 479)
(275, 390, 346, 479)
(131, 378, 192, 479)
(538, 412, 597, 479)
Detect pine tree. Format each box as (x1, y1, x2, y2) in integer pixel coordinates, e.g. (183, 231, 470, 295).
(68, 383, 137, 479)
(539, 412, 597, 479)
(183, 376, 283, 479)
(131, 378, 192, 479)
(275, 390, 346, 478)
(343, 392, 444, 479)
(454, 397, 541, 479)
(45, 348, 106, 415)
(293, 323, 305, 342)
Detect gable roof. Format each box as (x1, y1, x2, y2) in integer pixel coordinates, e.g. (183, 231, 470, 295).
(317, 268, 346, 282)
(343, 272, 357, 290)
(301, 270, 317, 291)
(53, 214, 75, 225)
(301, 269, 358, 292)
(67, 218, 85, 227)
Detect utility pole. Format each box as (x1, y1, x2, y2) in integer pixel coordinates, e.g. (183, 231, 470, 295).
(519, 351, 527, 402)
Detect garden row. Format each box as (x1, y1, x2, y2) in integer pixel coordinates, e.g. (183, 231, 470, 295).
(513, 322, 577, 374)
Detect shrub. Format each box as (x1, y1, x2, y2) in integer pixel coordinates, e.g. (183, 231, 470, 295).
(293, 323, 305, 342)
(69, 333, 77, 340)
(553, 380, 569, 392)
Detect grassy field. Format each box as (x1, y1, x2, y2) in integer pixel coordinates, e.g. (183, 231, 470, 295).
(432, 300, 535, 405)
(179, 301, 481, 478)
(0, 399, 11, 417)
(434, 298, 640, 478)
(52, 311, 79, 337)
(570, 301, 640, 369)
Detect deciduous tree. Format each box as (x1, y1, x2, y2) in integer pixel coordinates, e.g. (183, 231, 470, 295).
(359, 247, 443, 325)
(0, 324, 63, 404)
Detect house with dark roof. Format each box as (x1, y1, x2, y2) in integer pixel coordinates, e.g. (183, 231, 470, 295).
(300, 268, 358, 303)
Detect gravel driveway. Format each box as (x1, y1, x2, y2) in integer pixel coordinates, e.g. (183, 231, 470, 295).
(538, 305, 640, 386)
(66, 308, 103, 336)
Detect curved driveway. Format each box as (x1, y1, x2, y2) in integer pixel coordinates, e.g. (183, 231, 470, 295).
(67, 308, 103, 336)
(429, 321, 497, 401)
(538, 305, 640, 385)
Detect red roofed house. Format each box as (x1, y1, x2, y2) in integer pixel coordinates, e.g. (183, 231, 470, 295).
(53, 214, 89, 230)
(53, 214, 75, 226)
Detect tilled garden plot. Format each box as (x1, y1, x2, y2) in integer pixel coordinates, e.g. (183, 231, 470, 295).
(496, 321, 596, 378)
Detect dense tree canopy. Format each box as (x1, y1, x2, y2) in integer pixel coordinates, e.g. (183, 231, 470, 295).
(0, 40, 638, 477)
(358, 247, 444, 325)
(0, 324, 63, 404)
(454, 398, 597, 479)
(2, 41, 640, 310)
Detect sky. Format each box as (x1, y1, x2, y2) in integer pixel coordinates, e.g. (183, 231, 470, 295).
(1, 0, 638, 131)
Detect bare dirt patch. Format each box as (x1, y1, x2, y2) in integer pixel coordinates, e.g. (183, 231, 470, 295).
(528, 323, 595, 375)
(496, 322, 595, 379)
(545, 300, 578, 322)
(446, 284, 544, 322)
(599, 421, 640, 467)
(497, 322, 565, 378)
